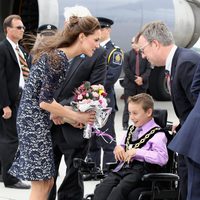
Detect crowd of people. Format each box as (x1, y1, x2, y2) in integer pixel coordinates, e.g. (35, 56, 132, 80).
(1, 4, 200, 200)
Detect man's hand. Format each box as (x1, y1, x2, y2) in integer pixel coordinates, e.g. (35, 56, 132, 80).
(135, 76, 143, 86)
(2, 106, 12, 119)
(114, 145, 126, 161)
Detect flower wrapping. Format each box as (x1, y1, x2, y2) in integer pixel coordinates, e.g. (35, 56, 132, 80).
(71, 81, 112, 139)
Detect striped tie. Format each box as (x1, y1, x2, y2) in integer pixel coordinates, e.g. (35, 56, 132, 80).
(16, 46, 29, 80)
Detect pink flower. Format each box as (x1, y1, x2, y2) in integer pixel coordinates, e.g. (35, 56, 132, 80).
(77, 94, 83, 100)
(73, 81, 107, 104)
(92, 92, 99, 98)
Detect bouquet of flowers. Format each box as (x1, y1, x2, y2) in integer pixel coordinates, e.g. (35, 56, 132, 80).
(71, 81, 112, 140)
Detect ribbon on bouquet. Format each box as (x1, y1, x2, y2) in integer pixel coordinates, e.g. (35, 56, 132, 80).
(93, 129, 115, 144)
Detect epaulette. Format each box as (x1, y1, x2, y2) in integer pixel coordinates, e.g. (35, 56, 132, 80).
(113, 44, 120, 49)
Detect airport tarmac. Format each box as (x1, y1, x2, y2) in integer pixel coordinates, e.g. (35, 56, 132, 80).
(0, 81, 179, 200)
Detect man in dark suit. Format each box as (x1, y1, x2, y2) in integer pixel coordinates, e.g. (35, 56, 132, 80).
(48, 6, 107, 200)
(136, 21, 200, 200)
(122, 36, 151, 130)
(48, 49, 107, 200)
(88, 17, 123, 173)
(0, 15, 30, 189)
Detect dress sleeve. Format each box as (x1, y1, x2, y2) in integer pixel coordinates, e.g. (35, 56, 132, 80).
(39, 54, 67, 103)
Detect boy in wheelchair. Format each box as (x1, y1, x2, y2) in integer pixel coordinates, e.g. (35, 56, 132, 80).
(93, 93, 168, 200)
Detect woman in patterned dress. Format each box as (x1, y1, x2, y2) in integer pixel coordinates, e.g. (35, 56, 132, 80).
(9, 16, 101, 200)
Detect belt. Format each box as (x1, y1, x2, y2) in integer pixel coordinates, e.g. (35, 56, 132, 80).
(123, 160, 143, 169)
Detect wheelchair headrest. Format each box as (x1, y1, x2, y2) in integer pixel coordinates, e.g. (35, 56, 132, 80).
(153, 109, 168, 128)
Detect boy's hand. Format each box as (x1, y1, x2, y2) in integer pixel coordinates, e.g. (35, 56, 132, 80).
(114, 145, 126, 161)
(125, 148, 137, 163)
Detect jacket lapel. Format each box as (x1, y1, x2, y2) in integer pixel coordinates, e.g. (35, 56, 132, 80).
(171, 47, 180, 80)
(5, 39, 18, 64)
(54, 55, 84, 98)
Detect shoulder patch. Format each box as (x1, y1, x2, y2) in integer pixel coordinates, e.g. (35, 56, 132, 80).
(112, 51, 123, 65)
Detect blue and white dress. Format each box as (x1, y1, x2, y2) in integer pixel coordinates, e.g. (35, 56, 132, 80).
(9, 50, 70, 180)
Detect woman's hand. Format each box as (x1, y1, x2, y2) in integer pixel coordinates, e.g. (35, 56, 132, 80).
(50, 114, 65, 125)
(114, 145, 126, 161)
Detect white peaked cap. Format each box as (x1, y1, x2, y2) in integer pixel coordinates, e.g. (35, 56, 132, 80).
(64, 5, 92, 21)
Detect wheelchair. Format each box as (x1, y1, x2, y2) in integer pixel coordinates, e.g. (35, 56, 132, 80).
(73, 109, 180, 200)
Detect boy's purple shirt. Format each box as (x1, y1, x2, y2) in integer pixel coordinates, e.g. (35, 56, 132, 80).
(117, 118, 168, 168)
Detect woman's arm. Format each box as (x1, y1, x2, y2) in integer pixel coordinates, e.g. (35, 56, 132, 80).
(40, 99, 95, 124)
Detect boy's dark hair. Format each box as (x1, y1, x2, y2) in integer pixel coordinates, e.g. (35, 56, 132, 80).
(128, 93, 154, 112)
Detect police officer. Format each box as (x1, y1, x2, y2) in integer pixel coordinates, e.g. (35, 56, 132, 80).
(37, 24, 57, 36)
(28, 24, 58, 66)
(88, 17, 123, 175)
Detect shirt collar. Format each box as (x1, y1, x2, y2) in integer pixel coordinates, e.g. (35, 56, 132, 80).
(6, 37, 18, 50)
(100, 38, 111, 47)
(166, 45, 177, 74)
(138, 118, 157, 136)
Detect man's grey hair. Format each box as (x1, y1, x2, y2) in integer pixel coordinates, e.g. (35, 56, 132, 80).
(64, 5, 92, 21)
(137, 21, 174, 46)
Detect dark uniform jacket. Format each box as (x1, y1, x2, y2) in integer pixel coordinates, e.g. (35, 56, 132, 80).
(103, 40, 123, 112)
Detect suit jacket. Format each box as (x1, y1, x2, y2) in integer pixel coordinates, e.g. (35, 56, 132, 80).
(0, 39, 28, 110)
(0, 39, 28, 143)
(168, 94, 200, 164)
(168, 47, 200, 162)
(170, 47, 200, 125)
(53, 47, 107, 148)
(123, 49, 151, 90)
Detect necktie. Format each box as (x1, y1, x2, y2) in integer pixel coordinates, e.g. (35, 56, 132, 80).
(135, 52, 140, 76)
(113, 127, 142, 172)
(166, 70, 171, 95)
(132, 127, 142, 141)
(16, 46, 29, 80)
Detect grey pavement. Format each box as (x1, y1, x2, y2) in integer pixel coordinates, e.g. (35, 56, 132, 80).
(0, 81, 178, 200)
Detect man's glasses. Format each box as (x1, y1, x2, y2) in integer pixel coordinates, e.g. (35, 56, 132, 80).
(139, 42, 150, 54)
(11, 26, 26, 30)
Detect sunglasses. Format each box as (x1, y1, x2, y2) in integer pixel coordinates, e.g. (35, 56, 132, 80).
(11, 26, 26, 30)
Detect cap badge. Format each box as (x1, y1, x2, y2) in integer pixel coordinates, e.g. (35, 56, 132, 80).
(47, 24, 51, 30)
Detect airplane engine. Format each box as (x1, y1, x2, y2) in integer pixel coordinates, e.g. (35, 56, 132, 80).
(173, 0, 200, 48)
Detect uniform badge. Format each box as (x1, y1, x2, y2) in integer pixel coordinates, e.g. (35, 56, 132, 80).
(113, 51, 123, 65)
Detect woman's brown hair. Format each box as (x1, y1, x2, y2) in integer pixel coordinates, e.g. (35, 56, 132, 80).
(31, 16, 100, 63)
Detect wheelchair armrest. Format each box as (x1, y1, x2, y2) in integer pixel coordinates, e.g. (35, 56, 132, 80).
(142, 173, 179, 182)
(105, 162, 118, 172)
